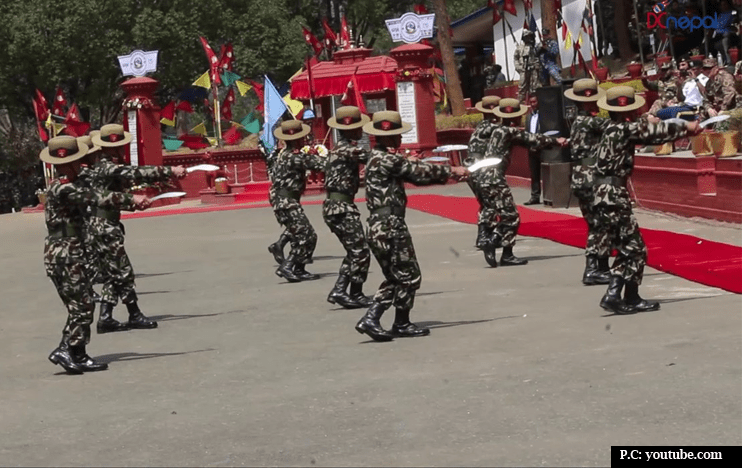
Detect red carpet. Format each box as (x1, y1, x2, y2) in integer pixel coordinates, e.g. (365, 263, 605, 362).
(406, 194, 742, 294)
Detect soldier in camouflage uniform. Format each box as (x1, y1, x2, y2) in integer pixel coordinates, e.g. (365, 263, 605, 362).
(700, 58, 738, 117)
(466, 98, 564, 267)
(272, 120, 326, 282)
(40, 136, 150, 374)
(564, 79, 612, 285)
(644, 63, 680, 116)
(355, 111, 468, 342)
(259, 140, 291, 264)
(87, 125, 187, 333)
(514, 30, 542, 102)
(593, 86, 701, 315)
(537, 28, 562, 86)
(323, 107, 373, 309)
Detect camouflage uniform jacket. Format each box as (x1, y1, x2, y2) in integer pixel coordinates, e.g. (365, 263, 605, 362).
(514, 43, 540, 76)
(570, 115, 610, 192)
(44, 178, 135, 265)
(272, 148, 325, 201)
(592, 120, 688, 206)
(364, 147, 451, 215)
(260, 144, 282, 182)
(465, 120, 499, 163)
(703, 68, 737, 112)
(80, 159, 173, 221)
(323, 137, 369, 216)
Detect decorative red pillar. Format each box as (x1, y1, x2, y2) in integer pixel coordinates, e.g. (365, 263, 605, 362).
(390, 43, 438, 152)
(120, 77, 162, 166)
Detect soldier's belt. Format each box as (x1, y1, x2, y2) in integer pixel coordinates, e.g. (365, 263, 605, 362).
(48, 224, 81, 238)
(276, 189, 301, 200)
(327, 192, 354, 203)
(370, 206, 405, 217)
(94, 208, 120, 222)
(594, 176, 627, 187)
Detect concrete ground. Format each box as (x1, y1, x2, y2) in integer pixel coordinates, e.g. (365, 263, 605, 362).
(0, 184, 740, 467)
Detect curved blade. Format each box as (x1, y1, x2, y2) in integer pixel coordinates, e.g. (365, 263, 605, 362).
(544, 130, 560, 136)
(422, 156, 451, 162)
(149, 192, 187, 201)
(186, 164, 220, 173)
(467, 158, 503, 172)
(663, 118, 688, 126)
(699, 115, 730, 128)
(432, 144, 469, 152)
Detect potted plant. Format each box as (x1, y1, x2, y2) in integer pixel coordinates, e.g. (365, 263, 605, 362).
(626, 61, 643, 78)
(690, 48, 705, 63)
(594, 60, 609, 81)
(709, 109, 742, 157)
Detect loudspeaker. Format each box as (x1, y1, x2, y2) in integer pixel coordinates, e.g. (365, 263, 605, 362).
(536, 85, 569, 163)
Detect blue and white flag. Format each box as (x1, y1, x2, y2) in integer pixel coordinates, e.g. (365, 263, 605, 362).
(261, 75, 289, 151)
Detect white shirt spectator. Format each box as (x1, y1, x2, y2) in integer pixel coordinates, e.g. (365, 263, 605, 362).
(682, 74, 709, 107)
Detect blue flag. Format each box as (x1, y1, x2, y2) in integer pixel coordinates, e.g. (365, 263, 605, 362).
(528, 12, 538, 33)
(261, 75, 289, 151)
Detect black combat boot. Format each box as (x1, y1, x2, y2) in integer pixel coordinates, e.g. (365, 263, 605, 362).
(355, 302, 394, 342)
(327, 274, 351, 305)
(268, 232, 290, 264)
(484, 249, 498, 267)
(348, 282, 373, 308)
(390, 308, 430, 337)
(623, 281, 660, 313)
(500, 246, 528, 266)
(582, 255, 611, 285)
(293, 261, 319, 281)
(276, 255, 302, 282)
(71, 344, 108, 372)
(599, 276, 631, 314)
(490, 231, 503, 249)
(48, 336, 84, 375)
(97, 302, 129, 334)
(475, 224, 493, 250)
(126, 302, 158, 329)
(597, 256, 611, 275)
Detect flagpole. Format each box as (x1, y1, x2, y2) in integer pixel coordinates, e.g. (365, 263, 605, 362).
(306, 56, 316, 112)
(212, 83, 222, 147)
(501, 9, 511, 81)
(595, 0, 606, 56)
(632, 0, 645, 69)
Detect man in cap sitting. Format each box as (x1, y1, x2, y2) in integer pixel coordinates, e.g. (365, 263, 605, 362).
(323, 106, 374, 309)
(700, 57, 737, 117)
(41, 136, 150, 374)
(272, 120, 326, 282)
(87, 124, 186, 333)
(564, 79, 612, 286)
(355, 111, 468, 342)
(593, 86, 701, 315)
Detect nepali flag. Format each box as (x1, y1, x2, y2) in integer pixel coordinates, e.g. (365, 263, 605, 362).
(218, 43, 234, 71)
(488, 0, 501, 25)
(302, 26, 323, 56)
(340, 15, 351, 49)
(322, 17, 338, 51)
(199, 36, 222, 85)
(653, 0, 672, 14)
(221, 87, 235, 121)
(52, 87, 67, 117)
(503, 0, 517, 16)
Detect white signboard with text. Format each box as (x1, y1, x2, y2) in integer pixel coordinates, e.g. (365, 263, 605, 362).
(127, 111, 139, 166)
(385, 13, 435, 43)
(118, 50, 158, 77)
(396, 81, 418, 145)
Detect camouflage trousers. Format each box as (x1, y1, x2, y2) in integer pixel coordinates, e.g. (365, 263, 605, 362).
(269, 186, 291, 242)
(274, 197, 317, 264)
(592, 184, 648, 284)
(467, 175, 520, 248)
(518, 70, 540, 101)
(322, 201, 371, 284)
(366, 213, 421, 311)
(86, 216, 138, 306)
(571, 165, 611, 258)
(541, 62, 562, 85)
(45, 258, 94, 347)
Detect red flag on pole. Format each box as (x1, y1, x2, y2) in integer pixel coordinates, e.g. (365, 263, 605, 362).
(52, 87, 66, 116)
(340, 71, 366, 114)
(223, 125, 242, 145)
(176, 101, 194, 113)
(413, 3, 429, 14)
(302, 26, 324, 56)
(488, 1, 501, 25)
(250, 80, 265, 113)
(503, 0, 517, 15)
(218, 43, 234, 71)
(34, 89, 49, 121)
(199, 36, 222, 85)
(340, 15, 351, 49)
(322, 18, 338, 51)
(32, 97, 49, 142)
(63, 122, 90, 138)
(221, 88, 235, 121)
(64, 103, 81, 124)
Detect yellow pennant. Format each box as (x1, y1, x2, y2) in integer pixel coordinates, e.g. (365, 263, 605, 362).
(52, 122, 66, 135)
(235, 80, 252, 96)
(565, 32, 572, 50)
(283, 94, 303, 117)
(206, 137, 218, 147)
(193, 71, 211, 89)
(578, 31, 584, 46)
(160, 117, 175, 127)
(191, 122, 207, 136)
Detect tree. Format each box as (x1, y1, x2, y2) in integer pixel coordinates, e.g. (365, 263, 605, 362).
(431, 0, 465, 116)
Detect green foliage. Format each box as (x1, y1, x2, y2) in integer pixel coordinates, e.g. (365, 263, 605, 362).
(435, 113, 482, 130)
